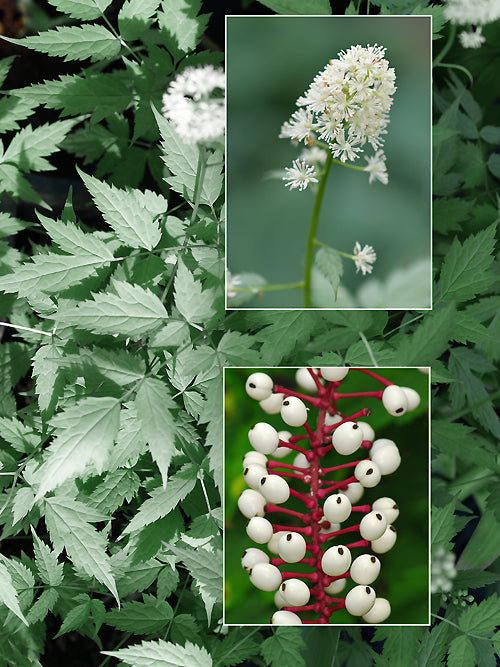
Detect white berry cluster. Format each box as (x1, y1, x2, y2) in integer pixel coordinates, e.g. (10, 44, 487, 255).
(237, 368, 421, 625)
(280, 45, 396, 188)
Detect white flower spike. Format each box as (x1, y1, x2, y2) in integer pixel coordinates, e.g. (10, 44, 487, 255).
(353, 242, 377, 275)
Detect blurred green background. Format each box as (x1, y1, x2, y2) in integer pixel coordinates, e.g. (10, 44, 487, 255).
(227, 17, 431, 308)
(224, 368, 429, 625)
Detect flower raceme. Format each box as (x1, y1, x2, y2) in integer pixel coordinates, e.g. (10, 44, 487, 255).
(280, 44, 396, 189)
(238, 368, 421, 625)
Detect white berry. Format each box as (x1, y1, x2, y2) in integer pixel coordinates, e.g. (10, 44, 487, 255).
(324, 578, 346, 594)
(293, 453, 310, 469)
(325, 412, 343, 426)
(362, 597, 391, 623)
(267, 531, 288, 554)
(372, 497, 399, 523)
(350, 554, 381, 585)
(357, 421, 375, 443)
(295, 368, 320, 393)
(259, 392, 285, 415)
(382, 385, 408, 416)
(370, 438, 395, 455)
(237, 489, 266, 518)
(345, 585, 376, 616)
(321, 545, 351, 576)
(241, 548, 269, 573)
(271, 610, 302, 624)
(323, 493, 352, 523)
(320, 367, 349, 382)
(274, 588, 287, 609)
(249, 562, 282, 591)
(281, 396, 308, 427)
(246, 373, 273, 401)
(401, 386, 420, 411)
(343, 482, 364, 504)
(243, 464, 268, 490)
(248, 422, 279, 455)
(332, 421, 363, 455)
(360, 511, 387, 541)
(243, 451, 268, 468)
(278, 532, 307, 563)
(371, 525, 397, 553)
(259, 474, 290, 504)
(355, 460, 381, 488)
(280, 578, 310, 606)
(246, 517, 274, 544)
(370, 443, 401, 475)
(274, 431, 293, 458)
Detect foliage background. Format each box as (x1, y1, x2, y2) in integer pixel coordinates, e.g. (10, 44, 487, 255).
(227, 16, 432, 308)
(0, 0, 498, 666)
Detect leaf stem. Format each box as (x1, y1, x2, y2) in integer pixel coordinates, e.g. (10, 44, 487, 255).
(358, 331, 378, 366)
(430, 612, 491, 641)
(0, 321, 53, 338)
(232, 281, 304, 294)
(303, 152, 333, 307)
(433, 24, 457, 66)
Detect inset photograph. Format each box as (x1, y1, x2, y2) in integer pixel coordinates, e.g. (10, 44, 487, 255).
(226, 16, 432, 309)
(224, 367, 430, 625)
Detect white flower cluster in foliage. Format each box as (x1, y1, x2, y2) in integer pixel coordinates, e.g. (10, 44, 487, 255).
(280, 45, 395, 189)
(237, 368, 421, 625)
(445, 0, 500, 48)
(431, 546, 457, 594)
(162, 65, 225, 143)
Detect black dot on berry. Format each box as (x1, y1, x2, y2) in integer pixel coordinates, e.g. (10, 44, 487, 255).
(249, 383, 256, 388)
(393, 504, 398, 509)
(242, 550, 247, 558)
(336, 497, 342, 504)
(376, 513, 382, 520)
(353, 423, 359, 429)
(281, 583, 286, 591)
(395, 407, 404, 413)
(287, 533, 292, 541)
(260, 477, 266, 485)
(365, 587, 371, 594)
(366, 468, 373, 475)
(390, 526, 396, 532)
(248, 568, 253, 575)
(283, 400, 290, 406)
(338, 547, 344, 555)
(370, 556, 376, 563)
(244, 467, 249, 475)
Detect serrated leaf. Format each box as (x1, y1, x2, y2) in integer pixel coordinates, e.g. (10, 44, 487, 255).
(314, 247, 343, 297)
(31, 529, 64, 586)
(119, 0, 162, 40)
(106, 596, 173, 634)
(174, 260, 216, 325)
(431, 421, 496, 469)
(32, 343, 66, 418)
(134, 378, 180, 486)
(0, 163, 48, 206)
(212, 628, 262, 667)
(44, 495, 118, 603)
(102, 639, 212, 667)
(0, 416, 38, 453)
(158, 0, 209, 53)
(254, 312, 316, 365)
(10, 73, 133, 121)
(438, 223, 497, 303)
(453, 569, 500, 589)
(168, 541, 222, 624)
(457, 513, 500, 571)
(12, 487, 35, 524)
(89, 469, 141, 515)
(123, 463, 196, 534)
(431, 501, 456, 549)
(257, 0, 331, 13)
(373, 627, 422, 667)
(54, 281, 168, 337)
(54, 597, 91, 638)
(0, 251, 113, 297)
(2, 120, 77, 172)
(36, 213, 115, 258)
(216, 331, 261, 366)
(415, 622, 448, 666)
(0, 96, 38, 134)
(26, 587, 59, 625)
(7, 25, 120, 63)
(153, 106, 223, 206)
(33, 397, 120, 500)
(0, 559, 29, 625)
(0, 212, 30, 238)
(395, 303, 456, 366)
(78, 169, 162, 250)
(458, 595, 500, 635)
(46, 0, 112, 20)
(261, 628, 307, 667)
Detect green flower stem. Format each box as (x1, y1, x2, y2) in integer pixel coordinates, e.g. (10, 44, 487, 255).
(233, 281, 304, 293)
(434, 62, 474, 86)
(313, 239, 355, 261)
(303, 152, 333, 307)
(433, 24, 457, 66)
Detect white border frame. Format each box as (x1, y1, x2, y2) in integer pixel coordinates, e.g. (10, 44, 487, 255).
(224, 15, 433, 311)
(222, 366, 431, 626)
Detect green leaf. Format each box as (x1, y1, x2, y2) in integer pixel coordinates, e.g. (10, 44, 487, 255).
(0, 55, 15, 88)
(487, 153, 500, 178)
(394, 303, 456, 366)
(102, 640, 213, 667)
(261, 628, 307, 667)
(0, 251, 113, 297)
(314, 247, 343, 298)
(0, 212, 30, 238)
(480, 125, 500, 143)
(44, 495, 119, 603)
(0, 163, 48, 207)
(31, 528, 64, 586)
(7, 25, 120, 62)
(415, 622, 449, 666)
(257, 0, 331, 14)
(2, 120, 77, 172)
(46, 0, 112, 20)
(54, 280, 169, 337)
(0, 416, 38, 453)
(123, 463, 196, 534)
(33, 397, 120, 500)
(459, 595, 500, 635)
(254, 312, 316, 365)
(78, 169, 162, 250)
(153, 106, 223, 206)
(0, 96, 38, 134)
(106, 595, 173, 634)
(212, 628, 262, 667)
(54, 596, 91, 638)
(26, 587, 59, 625)
(373, 627, 423, 667)
(89, 469, 141, 515)
(10, 73, 133, 122)
(36, 213, 115, 257)
(135, 377, 180, 486)
(119, 0, 161, 40)
(438, 223, 497, 303)
(12, 487, 36, 525)
(0, 559, 29, 625)
(431, 501, 456, 549)
(432, 421, 496, 469)
(433, 197, 474, 235)
(216, 331, 261, 366)
(168, 540, 222, 624)
(158, 0, 209, 53)
(174, 260, 216, 325)
(457, 513, 500, 571)
(32, 343, 66, 418)
(453, 569, 500, 589)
